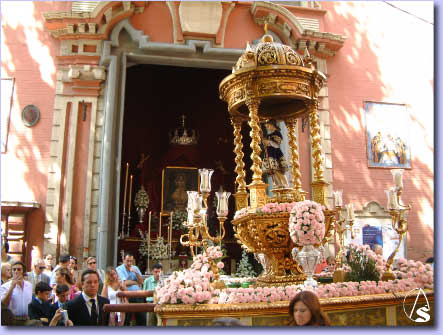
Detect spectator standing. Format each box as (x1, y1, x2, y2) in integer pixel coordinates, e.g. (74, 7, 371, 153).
(43, 254, 54, 277)
(0, 261, 33, 325)
(116, 252, 145, 326)
(86, 257, 105, 293)
(372, 244, 383, 256)
(68, 256, 81, 285)
(28, 282, 53, 325)
(1, 262, 12, 284)
(143, 263, 162, 326)
(65, 269, 110, 326)
(27, 259, 50, 291)
(53, 268, 79, 301)
(288, 291, 330, 326)
(102, 266, 127, 326)
(50, 254, 70, 287)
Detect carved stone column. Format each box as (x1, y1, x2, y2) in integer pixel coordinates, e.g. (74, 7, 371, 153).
(246, 98, 267, 209)
(231, 117, 248, 210)
(308, 100, 328, 206)
(285, 117, 306, 201)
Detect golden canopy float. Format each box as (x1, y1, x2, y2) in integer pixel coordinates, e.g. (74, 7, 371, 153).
(219, 33, 335, 286)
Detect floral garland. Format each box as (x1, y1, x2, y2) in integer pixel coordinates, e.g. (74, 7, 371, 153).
(155, 246, 224, 305)
(233, 201, 299, 220)
(289, 200, 325, 246)
(394, 258, 434, 289)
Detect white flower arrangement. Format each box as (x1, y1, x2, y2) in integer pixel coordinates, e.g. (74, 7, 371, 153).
(150, 237, 169, 260)
(172, 211, 188, 231)
(138, 229, 169, 260)
(134, 186, 149, 209)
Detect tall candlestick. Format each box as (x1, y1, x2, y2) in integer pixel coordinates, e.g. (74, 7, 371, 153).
(128, 174, 133, 217)
(169, 212, 173, 258)
(148, 211, 152, 244)
(168, 226, 171, 259)
(123, 163, 129, 213)
(159, 213, 162, 238)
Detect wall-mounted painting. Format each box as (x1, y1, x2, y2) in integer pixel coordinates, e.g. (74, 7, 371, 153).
(161, 166, 199, 214)
(364, 101, 411, 168)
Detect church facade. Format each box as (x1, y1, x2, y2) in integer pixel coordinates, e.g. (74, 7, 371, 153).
(1, 1, 433, 270)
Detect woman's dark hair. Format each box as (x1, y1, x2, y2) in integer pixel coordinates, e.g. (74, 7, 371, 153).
(288, 291, 331, 326)
(56, 267, 74, 285)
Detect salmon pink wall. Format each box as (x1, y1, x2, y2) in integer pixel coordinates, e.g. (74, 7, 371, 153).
(321, 1, 433, 261)
(130, 2, 174, 43)
(1, 1, 68, 265)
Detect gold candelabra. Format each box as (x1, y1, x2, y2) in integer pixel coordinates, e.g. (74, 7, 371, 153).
(179, 169, 230, 289)
(382, 169, 411, 281)
(332, 204, 355, 282)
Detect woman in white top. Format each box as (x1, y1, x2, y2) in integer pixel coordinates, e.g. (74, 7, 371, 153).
(43, 254, 54, 277)
(101, 267, 127, 326)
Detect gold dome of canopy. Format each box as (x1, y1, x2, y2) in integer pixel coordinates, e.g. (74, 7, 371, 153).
(233, 34, 304, 73)
(219, 34, 326, 120)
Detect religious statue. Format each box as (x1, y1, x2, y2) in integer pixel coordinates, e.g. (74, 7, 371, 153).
(170, 174, 188, 211)
(261, 119, 289, 188)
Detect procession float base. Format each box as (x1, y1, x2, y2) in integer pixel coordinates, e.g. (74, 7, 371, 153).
(155, 289, 433, 326)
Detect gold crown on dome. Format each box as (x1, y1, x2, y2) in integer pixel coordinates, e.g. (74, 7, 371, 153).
(169, 114, 198, 146)
(232, 34, 306, 73)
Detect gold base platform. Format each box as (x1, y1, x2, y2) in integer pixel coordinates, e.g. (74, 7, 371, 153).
(155, 289, 434, 326)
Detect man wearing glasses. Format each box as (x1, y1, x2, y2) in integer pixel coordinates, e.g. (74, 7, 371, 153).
(86, 257, 105, 294)
(27, 259, 50, 291)
(0, 261, 33, 325)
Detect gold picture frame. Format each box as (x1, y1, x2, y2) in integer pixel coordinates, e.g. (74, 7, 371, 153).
(161, 166, 199, 215)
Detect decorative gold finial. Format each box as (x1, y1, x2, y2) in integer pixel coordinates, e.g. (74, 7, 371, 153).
(264, 23, 268, 34)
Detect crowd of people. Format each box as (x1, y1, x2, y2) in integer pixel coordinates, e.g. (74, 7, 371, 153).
(0, 250, 165, 327)
(0, 247, 380, 327)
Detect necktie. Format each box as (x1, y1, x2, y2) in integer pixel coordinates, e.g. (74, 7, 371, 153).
(90, 299, 98, 325)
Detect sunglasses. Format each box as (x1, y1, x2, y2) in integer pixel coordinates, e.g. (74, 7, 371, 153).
(39, 266, 46, 270)
(88, 262, 96, 265)
(12, 268, 23, 271)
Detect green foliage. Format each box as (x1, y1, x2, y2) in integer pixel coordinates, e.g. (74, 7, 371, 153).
(235, 250, 257, 277)
(344, 245, 380, 283)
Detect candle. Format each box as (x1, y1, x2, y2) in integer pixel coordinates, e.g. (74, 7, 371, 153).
(391, 169, 404, 189)
(159, 213, 162, 238)
(333, 190, 343, 207)
(123, 163, 129, 213)
(128, 174, 133, 216)
(148, 211, 152, 244)
(168, 226, 171, 258)
(169, 212, 173, 257)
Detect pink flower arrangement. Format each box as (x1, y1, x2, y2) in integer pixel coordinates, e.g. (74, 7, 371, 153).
(155, 246, 223, 305)
(289, 200, 325, 246)
(393, 258, 433, 289)
(234, 202, 299, 219)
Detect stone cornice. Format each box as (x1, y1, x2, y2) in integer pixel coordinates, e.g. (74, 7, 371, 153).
(250, 1, 346, 58)
(43, 1, 146, 40)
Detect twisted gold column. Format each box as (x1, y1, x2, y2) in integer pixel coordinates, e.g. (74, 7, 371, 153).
(246, 98, 267, 209)
(231, 117, 249, 210)
(246, 98, 263, 183)
(307, 100, 328, 206)
(308, 100, 324, 182)
(285, 117, 305, 200)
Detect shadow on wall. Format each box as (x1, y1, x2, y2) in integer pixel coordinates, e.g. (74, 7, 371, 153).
(322, 1, 434, 261)
(1, 1, 71, 266)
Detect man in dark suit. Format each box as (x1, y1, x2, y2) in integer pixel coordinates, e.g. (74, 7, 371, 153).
(27, 259, 51, 292)
(28, 281, 53, 326)
(65, 269, 109, 326)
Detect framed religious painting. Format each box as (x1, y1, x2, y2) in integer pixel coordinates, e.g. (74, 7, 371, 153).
(364, 101, 411, 168)
(161, 166, 199, 214)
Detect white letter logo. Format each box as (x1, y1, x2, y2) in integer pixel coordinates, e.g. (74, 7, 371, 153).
(403, 288, 431, 323)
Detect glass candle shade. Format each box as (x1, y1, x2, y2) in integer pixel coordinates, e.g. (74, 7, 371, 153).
(391, 169, 404, 189)
(198, 169, 214, 193)
(216, 191, 231, 217)
(333, 190, 343, 207)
